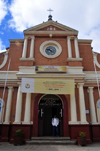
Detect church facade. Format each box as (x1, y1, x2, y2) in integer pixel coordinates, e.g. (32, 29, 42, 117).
(0, 16, 100, 143)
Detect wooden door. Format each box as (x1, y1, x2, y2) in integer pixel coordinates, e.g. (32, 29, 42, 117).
(43, 107, 52, 136)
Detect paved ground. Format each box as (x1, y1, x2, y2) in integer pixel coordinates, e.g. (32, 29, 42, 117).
(0, 142, 100, 151)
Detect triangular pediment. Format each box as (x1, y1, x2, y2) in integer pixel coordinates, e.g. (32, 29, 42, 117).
(37, 25, 64, 31)
(24, 20, 78, 35)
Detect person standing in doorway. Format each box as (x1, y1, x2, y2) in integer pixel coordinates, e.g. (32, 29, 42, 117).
(52, 115, 59, 136)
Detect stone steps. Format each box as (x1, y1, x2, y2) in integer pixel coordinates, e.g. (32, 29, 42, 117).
(26, 137, 76, 145)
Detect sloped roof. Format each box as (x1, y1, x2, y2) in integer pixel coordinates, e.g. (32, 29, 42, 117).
(24, 20, 78, 35)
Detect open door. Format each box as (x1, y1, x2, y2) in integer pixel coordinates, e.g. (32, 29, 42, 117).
(38, 94, 63, 136)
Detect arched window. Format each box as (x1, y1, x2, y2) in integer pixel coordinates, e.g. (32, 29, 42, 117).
(0, 98, 5, 123)
(97, 99, 100, 123)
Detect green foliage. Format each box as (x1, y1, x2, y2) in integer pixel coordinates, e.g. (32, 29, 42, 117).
(16, 129, 22, 137)
(79, 132, 86, 138)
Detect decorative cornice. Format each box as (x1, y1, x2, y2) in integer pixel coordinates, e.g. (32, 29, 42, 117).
(78, 39, 92, 43)
(9, 39, 24, 42)
(24, 31, 78, 35)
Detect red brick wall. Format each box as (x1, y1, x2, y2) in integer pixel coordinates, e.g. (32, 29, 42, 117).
(34, 37, 68, 66)
(0, 42, 34, 71)
(65, 94, 70, 121)
(10, 87, 17, 123)
(71, 40, 76, 58)
(75, 85, 80, 121)
(26, 39, 31, 58)
(0, 87, 8, 122)
(0, 35, 100, 71)
(0, 53, 4, 65)
(84, 87, 90, 123)
(79, 44, 95, 71)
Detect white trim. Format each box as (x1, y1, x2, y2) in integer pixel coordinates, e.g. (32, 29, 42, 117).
(0, 51, 9, 69)
(20, 58, 35, 61)
(0, 71, 18, 80)
(67, 58, 83, 61)
(93, 52, 100, 68)
(40, 40, 62, 58)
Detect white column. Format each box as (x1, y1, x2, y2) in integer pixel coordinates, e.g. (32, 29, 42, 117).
(69, 93, 78, 124)
(78, 83, 88, 124)
(4, 87, 13, 124)
(23, 93, 31, 124)
(13, 85, 22, 124)
(88, 87, 98, 124)
(30, 36, 35, 58)
(74, 37, 80, 58)
(67, 36, 72, 58)
(22, 37, 28, 58)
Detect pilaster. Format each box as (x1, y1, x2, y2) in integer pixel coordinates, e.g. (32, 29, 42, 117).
(22, 37, 28, 58)
(23, 93, 31, 124)
(77, 83, 88, 124)
(13, 84, 22, 124)
(30, 36, 35, 58)
(74, 37, 80, 58)
(67, 36, 72, 58)
(87, 87, 98, 124)
(4, 87, 14, 124)
(69, 93, 78, 124)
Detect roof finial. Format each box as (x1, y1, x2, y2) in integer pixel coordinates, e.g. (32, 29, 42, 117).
(47, 8, 53, 21)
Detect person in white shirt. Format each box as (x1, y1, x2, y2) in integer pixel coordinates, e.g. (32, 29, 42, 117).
(52, 115, 59, 136)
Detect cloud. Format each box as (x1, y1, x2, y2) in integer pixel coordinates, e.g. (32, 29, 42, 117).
(0, 0, 7, 25)
(8, 0, 52, 31)
(0, 39, 6, 52)
(0, 31, 4, 34)
(8, 0, 100, 53)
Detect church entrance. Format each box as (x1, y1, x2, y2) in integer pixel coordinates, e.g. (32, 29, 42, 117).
(38, 94, 63, 136)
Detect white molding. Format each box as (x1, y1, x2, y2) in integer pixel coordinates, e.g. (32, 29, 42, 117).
(79, 121, 89, 124)
(24, 31, 78, 35)
(13, 122, 21, 124)
(22, 121, 31, 124)
(84, 71, 100, 83)
(67, 58, 83, 61)
(40, 40, 62, 58)
(67, 66, 84, 74)
(0, 51, 9, 69)
(93, 52, 100, 68)
(91, 122, 98, 125)
(78, 39, 92, 43)
(3, 122, 10, 124)
(0, 71, 18, 80)
(16, 66, 85, 78)
(69, 121, 80, 124)
(21, 121, 33, 124)
(20, 58, 35, 61)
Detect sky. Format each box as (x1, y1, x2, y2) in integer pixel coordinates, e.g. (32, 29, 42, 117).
(0, 0, 100, 53)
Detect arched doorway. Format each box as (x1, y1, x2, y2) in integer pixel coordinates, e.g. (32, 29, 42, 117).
(38, 94, 63, 136)
(33, 94, 69, 137)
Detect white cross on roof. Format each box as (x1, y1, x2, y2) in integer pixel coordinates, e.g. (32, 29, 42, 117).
(47, 8, 53, 15)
